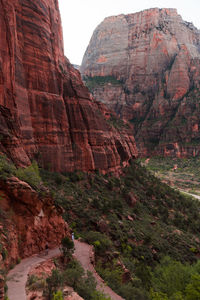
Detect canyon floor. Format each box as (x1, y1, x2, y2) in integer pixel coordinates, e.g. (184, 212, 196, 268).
(141, 157, 200, 196)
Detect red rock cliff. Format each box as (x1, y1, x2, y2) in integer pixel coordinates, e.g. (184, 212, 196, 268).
(0, 176, 69, 269)
(81, 8, 200, 157)
(0, 0, 137, 173)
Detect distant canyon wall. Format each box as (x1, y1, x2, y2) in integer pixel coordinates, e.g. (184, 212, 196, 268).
(81, 8, 200, 157)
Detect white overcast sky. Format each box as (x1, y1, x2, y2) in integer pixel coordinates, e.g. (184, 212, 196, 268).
(58, 0, 200, 65)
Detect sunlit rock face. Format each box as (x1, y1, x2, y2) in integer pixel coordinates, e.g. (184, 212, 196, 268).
(0, 0, 137, 174)
(81, 8, 200, 157)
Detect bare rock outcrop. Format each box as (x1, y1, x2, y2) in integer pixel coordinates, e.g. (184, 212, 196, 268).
(0, 177, 69, 267)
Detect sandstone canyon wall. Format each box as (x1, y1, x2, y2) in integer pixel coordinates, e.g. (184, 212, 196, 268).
(81, 8, 200, 157)
(0, 0, 137, 174)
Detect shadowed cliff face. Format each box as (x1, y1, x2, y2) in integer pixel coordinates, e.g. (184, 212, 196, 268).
(81, 8, 200, 157)
(0, 0, 137, 173)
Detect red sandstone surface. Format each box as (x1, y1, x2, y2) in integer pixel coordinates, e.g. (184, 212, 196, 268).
(0, 0, 137, 174)
(81, 8, 200, 157)
(0, 177, 69, 267)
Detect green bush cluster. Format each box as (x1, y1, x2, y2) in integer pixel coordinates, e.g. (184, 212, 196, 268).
(15, 160, 42, 190)
(52, 291, 63, 300)
(150, 257, 200, 299)
(45, 260, 110, 300)
(83, 75, 122, 90)
(0, 155, 16, 180)
(60, 236, 74, 260)
(0, 155, 43, 192)
(83, 231, 112, 255)
(96, 259, 149, 300)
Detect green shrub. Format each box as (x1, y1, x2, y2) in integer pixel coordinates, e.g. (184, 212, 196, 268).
(91, 290, 111, 300)
(63, 260, 84, 289)
(151, 257, 192, 298)
(46, 269, 64, 299)
(150, 289, 169, 300)
(16, 257, 21, 264)
(4, 284, 8, 294)
(62, 260, 110, 299)
(26, 274, 46, 291)
(83, 75, 122, 90)
(119, 283, 149, 300)
(69, 170, 85, 182)
(75, 270, 97, 299)
(60, 236, 74, 259)
(26, 274, 39, 287)
(1, 248, 8, 260)
(0, 155, 16, 179)
(96, 261, 123, 292)
(83, 231, 112, 255)
(15, 161, 42, 190)
(185, 274, 200, 300)
(53, 290, 63, 300)
(135, 262, 152, 290)
(170, 292, 184, 300)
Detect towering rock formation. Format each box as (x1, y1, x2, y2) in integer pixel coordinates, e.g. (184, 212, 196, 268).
(0, 0, 137, 174)
(81, 8, 200, 157)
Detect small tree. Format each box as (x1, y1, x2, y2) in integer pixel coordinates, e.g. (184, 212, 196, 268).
(150, 289, 169, 300)
(60, 236, 74, 261)
(46, 269, 64, 300)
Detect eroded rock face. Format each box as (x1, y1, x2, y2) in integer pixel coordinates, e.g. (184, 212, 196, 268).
(0, 0, 137, 174)
(0, 177, 69, 266)
(81, 8, 200, 157)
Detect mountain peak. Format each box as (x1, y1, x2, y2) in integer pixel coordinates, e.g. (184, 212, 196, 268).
(81, 9, 200, 157)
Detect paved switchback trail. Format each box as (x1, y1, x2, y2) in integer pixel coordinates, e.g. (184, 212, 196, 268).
(74, 240, 124, 300)
(7, 241, 124, 300)
(7, 248, 60, 300)
(183, 191, 200, 201)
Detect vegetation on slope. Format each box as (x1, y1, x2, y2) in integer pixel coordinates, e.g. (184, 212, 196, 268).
(26, 256, 110, 300)
(83, 75, 122, 90)
(1, 155, 200, 299)
(40, 161, 200, 299)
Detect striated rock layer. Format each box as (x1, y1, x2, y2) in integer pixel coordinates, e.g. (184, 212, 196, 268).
(81, 8, 200, 157)
(0, 0, 137, 174)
